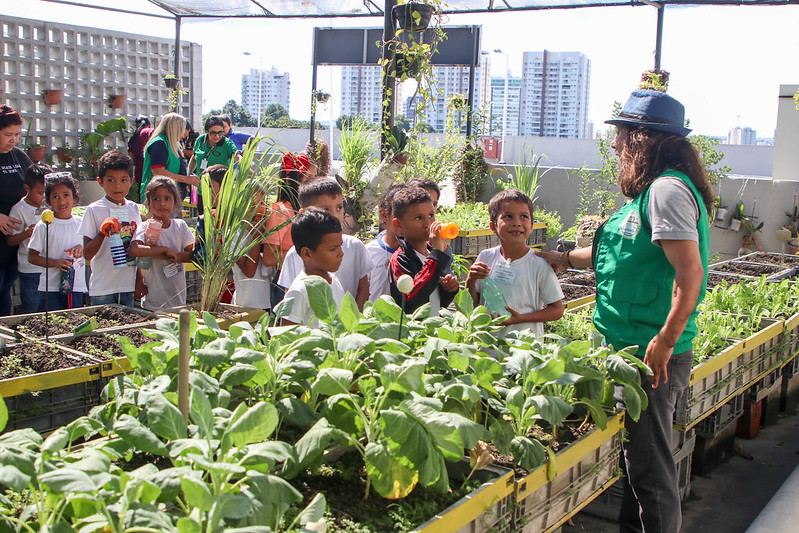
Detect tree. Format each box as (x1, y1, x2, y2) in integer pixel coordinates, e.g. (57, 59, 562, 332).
(394, 115, 412, 132)
(336, 115, 358, 130)
(221, 100, 256, 127)
(416, 122, 435, 133)
(262, 104, 289, 125)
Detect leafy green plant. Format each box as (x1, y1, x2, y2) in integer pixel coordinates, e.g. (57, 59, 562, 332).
(435, 202, 490, 230)
(502, 149, 549, 202)
(338, 118, 377, 229)
(71, 117, 129, 180)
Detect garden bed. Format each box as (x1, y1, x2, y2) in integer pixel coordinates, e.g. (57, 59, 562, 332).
(0, 304, 156, 339)
(741, 252, 799, 267)
(561, 284, 596, 310)
(710, 261, 782, 278)
(706, 272, 750, 289)
(62, 328, 154, 361)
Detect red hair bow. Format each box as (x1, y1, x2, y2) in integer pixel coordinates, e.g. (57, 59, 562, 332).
(282, 152, 311, 173)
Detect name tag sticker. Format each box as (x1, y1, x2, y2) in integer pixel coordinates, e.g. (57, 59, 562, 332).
(109, 207, 128, 222)
(163, 262, 182, 279)
(494, 264, 516, 285)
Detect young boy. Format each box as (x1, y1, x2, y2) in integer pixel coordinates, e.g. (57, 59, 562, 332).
(277, 178, 370, 310)
(8, 164, 48, 313)
(466, 189, 564, 338)
(78, 150, 142, 306)
(408, 178, 441, 209)
(389, 187, 459, 315)
(281, 208, 345, 327)
(365, 183, 407, 302)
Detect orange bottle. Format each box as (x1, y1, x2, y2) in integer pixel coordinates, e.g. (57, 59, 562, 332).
(439, 222, 459, 240)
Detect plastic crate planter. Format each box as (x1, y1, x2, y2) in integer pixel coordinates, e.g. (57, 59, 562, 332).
(167, 303, 265, 330)
(449, 223, 547, 257)
(0, 304, 158, 341)
(783, 312, 799, 366)
(512, 411, 625, 533)
(411, 463, 516, 533)
(675, 318, 785, 431)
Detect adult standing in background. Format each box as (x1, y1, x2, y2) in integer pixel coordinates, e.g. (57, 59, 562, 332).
(539, 90, 712, 533)
(127, 115, 154, 202)
(0, 105, 30, 315)
(220, 114, 254, 152)
(191, 116, 241, 174)
(141, 113, 199, 199)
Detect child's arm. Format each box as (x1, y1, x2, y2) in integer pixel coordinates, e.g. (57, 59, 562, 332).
(83, 234, 105, 261)
(465, 261, 490, 305)
(28, 249, 72, 271)
(7, 224, 35, 246)
(236, 246, 260, 278)
(135, 269, 148, 299)
(355, 275, 369, 311)
(262, 242, 283, 267)
(503, 299, 565, 326)
(129, 240, 173, 261)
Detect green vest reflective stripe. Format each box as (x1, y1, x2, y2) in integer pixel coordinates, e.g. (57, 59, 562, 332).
(141, 134, 181, 198)
(592, 170, 709, 356)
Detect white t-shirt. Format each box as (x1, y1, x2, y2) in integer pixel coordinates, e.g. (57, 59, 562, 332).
(9, 198, 44, 274)
(133, 219, 194, 311)
(278, 234, 370, 298)
(283, 271, 345, 327)
(475, 246, 564, 338)
(233, 259, 275, 310)
(29, 216, 87, 293)
(78, 197, 142, 296)
(365, 231, 398, 302)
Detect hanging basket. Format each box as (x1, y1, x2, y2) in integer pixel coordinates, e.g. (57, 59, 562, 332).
(41, 89, 62, 106)
(163, 76, 178, 89)
(392, 3, 435, 32)
(108, 94, 127, 108)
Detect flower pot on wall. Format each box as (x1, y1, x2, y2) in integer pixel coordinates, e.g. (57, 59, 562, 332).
(27, 145, 47, 163)
(108, 94, 127, 108)
(41, 89, 62, 106)
(56, 147, 73, 164)
(392, 2, 435, 32)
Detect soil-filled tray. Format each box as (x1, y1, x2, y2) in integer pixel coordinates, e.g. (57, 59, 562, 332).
(711, 261, 782, 277)
(742, 252, 799, 267)
(0, 305, 156, 340)
(706, 272, 750, 290)
(0, 340, 96, 380)
(557, 270, 596, 287)
(561, 284, 596, 302)
(63, 328, 155, 361)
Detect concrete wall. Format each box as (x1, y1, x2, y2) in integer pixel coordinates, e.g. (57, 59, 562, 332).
(773, 84, 799, 181)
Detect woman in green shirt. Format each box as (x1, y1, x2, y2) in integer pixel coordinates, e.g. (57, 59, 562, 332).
(191, 115, 241, 174)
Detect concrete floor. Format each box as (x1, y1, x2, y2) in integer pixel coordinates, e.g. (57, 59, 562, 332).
(566, 404, 799, 533)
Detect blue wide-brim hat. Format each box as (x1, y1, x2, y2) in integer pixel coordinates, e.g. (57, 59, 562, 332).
(605, 90, 691, 137)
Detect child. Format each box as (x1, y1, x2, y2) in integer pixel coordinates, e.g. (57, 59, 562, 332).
(129, 177, 194, 311)
(232, 180, 274, 311)
(408, 178, 441, 209)
(466, 189, 564, 338)
(79, 150, 143, 306)
(365, 183, 407, 301)
(8, 164, 47, 313)
(192, 164, 226, 265)
(281, 208, 345, 327)
(28, 173, 86, 310)
(389, 187, 459, 315)
(277, 178, 370, 310)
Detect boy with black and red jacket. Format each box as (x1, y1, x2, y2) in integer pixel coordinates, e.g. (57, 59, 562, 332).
(389, 187, 459, 315)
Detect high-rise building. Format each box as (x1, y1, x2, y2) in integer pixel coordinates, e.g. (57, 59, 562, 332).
(489, 77, 522, 136)
(339, 65, 403, 126)
(727, 126, 757, 145)
(241, 67, 290, 121)
(519, 51, 591, 138)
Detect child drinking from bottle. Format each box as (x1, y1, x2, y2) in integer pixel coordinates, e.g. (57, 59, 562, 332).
(28, 173, 86, 310)
(129, 177, 194, 311)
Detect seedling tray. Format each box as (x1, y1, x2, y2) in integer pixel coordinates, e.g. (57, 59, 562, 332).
(0, 304, 157, 341)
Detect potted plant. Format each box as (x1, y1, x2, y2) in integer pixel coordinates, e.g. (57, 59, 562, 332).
(56, 142, 74, 164)
(26, 144, 47, 164)
(314, 90, 330, 104)
(41, 89, 62, 106)
(384, 125, 409, 164)
(392, 0, 436, 32)
(107, 93, 127, 108)
(163, 74, 178, 89)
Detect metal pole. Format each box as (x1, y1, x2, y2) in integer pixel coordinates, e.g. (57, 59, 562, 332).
(500, 53, 509, 163)
(654, 4, 664, 70)
(310, 64, 318, 147)
(259, 57, 263, 126)
(178, 309, 190, 424)
(381, 0, 398, 158)
(173, 16, 181, 112)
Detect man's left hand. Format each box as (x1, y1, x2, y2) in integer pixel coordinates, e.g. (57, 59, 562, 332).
(644, 333, 673, 389)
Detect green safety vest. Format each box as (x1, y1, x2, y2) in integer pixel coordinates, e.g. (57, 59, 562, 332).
(141, 134, 181, 199)
(592, 170, 709, 356)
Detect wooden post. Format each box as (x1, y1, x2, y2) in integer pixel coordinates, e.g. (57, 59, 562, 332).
(178, 309, 190, 423)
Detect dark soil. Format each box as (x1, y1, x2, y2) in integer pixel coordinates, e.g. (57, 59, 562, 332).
(706, 272, 748, 290)
(712, 262, 781, 277)
(0, 342, 91, 380)
(561, 284, 595, 302)
(291, 451, 485, 533)
(557, 271, 596, 287)
(15, 306, 152, 337)
(68, 328, 153, 361)
(745, 252, 799, 267)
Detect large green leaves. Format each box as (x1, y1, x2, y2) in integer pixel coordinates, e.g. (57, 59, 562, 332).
(365, 442, 419, 499)
(305, 276, 337, 324)
(224, 402, 278, 449)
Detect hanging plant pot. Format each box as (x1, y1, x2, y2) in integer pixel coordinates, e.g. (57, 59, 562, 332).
(56, 147, 73, 164)
(163, 76, 178, 89)
(315, 91, 331, 104)
(392, 2, 435, 32)
(108, 94, 127, 108)
(41, 89, 62, 106)
(393, 52, 422, 78)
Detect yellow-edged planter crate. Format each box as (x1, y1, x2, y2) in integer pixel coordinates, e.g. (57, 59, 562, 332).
(512, 411, 625, 532)
(675, 317, 785, 431)
(450, 223, 547, 257)
(0, 304, 157, 341)
(783, 311, 799, 367)
(564, 293, 596, 311)
(166, 303, 265, 330)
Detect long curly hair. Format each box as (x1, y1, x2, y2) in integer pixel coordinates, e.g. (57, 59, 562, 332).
(617, 126, 714, 213)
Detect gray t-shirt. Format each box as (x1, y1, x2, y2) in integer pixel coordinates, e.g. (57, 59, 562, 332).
(647, 176, 699, 245)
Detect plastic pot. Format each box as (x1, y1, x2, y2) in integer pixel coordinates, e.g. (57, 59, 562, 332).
(392, 2, 435, 32)
(163, 76, 178, 89)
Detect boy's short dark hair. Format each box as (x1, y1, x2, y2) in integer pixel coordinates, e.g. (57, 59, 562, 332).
(291, 207, 342, 254)
(392, 186, 432, 221)
(379, 183, 409, 216)
(202, 164, 228, 185)
(298, 177, 343, 208)
(24, 164, 52, 189)
(488, 189, 534, 225)
(98, 150, 134, 181)
(204, 115, 225, 132)
(408, 178, 440, 199)
(219, 114, 232, 126)
(45, 172, 80, 204)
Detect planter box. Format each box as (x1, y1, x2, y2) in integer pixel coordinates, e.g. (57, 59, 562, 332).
(512, 412, 624, 532)
(675, 318, 784, 431)
(166, 303, 265, 330)
(411, 463, 515, 533)
(449, 223, 547, 257)
(562, 286, 596, 311)
(783, 312, 799, 366)
(0, 304, 157, 341)
(693, 393, 744, 439)
(709, 259, 787, 279)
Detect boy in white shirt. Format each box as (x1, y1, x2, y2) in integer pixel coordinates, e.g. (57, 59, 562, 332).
(78, 150, 142, 306)
(466, 189, 564, 338)
(8, 164, 47, 313)
(365, 183, 407, 302)
(281, 208, 345, 327)
(277, 178, 370, 310)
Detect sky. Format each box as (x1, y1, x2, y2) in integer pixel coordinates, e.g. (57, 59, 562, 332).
(5, 1, 798, 138)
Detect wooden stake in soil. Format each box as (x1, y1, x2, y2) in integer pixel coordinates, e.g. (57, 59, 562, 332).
(178, 309, 191, 424)
(41, 209, 54, 340)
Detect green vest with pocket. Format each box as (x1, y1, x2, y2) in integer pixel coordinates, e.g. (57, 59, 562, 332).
(592, 170, 709, 356)
(141, 134, 181, 198)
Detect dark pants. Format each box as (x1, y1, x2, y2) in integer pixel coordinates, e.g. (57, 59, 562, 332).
(19, 272, 43, 314)
(616, 349, 693, 533)
(91, 292, 134, 307)
(41, 291, 85, 311)
(0, 262, 18, 316)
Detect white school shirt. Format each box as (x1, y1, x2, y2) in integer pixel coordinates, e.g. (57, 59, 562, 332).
(475, 246, 564, 338)
(277, 234, 370, 298)
(28, 216, 87, 293)
(9, 198, 44, 274)
(233, 259, 275, 310)
(365, 231, 398, 302)
(78, 197, 142, 296)
(283, 271, 345, 327)
(133, 219, 194, 311)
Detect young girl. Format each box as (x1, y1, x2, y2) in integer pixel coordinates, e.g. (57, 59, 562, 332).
(28, 173, 86, 311)
(129, 177, 194, 311)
